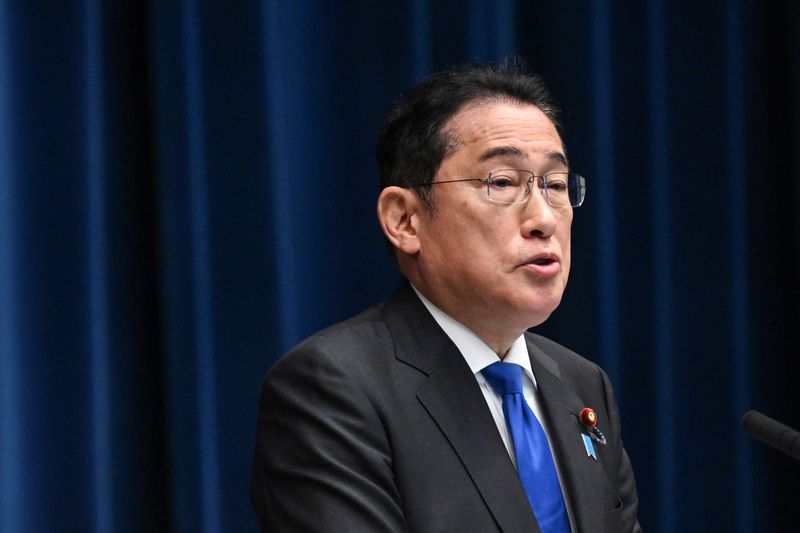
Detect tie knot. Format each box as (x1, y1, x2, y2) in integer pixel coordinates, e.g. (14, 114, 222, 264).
(481, 361, 524, 395)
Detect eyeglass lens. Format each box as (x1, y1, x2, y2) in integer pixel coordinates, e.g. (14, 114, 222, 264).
(487, 170, 585, 207)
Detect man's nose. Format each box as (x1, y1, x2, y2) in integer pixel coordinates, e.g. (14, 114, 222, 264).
(520, 187, 557, 238)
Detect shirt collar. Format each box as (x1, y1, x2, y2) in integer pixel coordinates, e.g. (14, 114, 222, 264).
(412, 285, 538, 390)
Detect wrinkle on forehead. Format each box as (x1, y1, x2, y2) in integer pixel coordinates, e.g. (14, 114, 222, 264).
(442, 100, 565, 160)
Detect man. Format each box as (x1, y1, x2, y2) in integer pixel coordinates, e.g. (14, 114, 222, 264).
(251, 61, 641, 532)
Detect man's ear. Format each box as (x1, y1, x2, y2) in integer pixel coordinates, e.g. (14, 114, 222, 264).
(377, 186, 423, 255)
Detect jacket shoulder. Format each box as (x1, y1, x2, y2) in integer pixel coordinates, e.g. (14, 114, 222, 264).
(267, 301, 395, 379)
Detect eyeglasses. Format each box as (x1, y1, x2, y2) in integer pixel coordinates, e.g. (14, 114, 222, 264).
(418, 169, 586, 207)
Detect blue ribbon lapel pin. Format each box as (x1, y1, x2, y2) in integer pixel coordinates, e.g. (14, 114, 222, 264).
(576, 407, 607, 460)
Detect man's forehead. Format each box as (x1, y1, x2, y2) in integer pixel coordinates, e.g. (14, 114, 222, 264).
(443, 101, 566, 161)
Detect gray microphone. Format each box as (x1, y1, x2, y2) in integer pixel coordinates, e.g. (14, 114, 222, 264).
(741, 410, 800, 461)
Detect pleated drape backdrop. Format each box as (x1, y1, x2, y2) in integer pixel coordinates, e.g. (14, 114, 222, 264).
(1, 1, 798, 531)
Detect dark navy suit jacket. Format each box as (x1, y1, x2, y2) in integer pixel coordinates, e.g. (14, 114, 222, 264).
(251, 283, 641, 532)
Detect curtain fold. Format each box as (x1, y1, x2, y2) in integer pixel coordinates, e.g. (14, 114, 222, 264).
(0, 1, 798, 531)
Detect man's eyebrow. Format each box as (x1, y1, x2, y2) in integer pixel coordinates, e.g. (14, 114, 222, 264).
(478, 146, 525, 161)
(478, 146, 569, 167)
(546, 151, 569, 166)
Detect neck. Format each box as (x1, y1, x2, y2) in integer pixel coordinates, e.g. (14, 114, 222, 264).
(464, 325, 518, 358)
(411, 284, 522, 357)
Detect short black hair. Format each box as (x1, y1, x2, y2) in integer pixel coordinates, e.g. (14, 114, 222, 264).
(376, 58, 560, 208)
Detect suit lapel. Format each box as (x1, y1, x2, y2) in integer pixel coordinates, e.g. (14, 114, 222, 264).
(416, 371, 541, 533)
(381, 285, 540, 533)
(527, 340, 615, 532)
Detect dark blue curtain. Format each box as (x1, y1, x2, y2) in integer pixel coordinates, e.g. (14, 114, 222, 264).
(1, 1, 798, 531)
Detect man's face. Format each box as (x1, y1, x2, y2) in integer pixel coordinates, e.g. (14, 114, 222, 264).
(415, 101, 573, 342)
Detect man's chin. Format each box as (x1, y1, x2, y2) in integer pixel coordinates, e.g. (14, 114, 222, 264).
(517, 298, 563, 329)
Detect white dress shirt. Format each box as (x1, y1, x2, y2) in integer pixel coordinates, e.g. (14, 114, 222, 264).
(413, 287, 576, 530)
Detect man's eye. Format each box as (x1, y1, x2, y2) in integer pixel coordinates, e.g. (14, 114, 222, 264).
(491, 177, 516, 189)
(546, 180, 568, 192)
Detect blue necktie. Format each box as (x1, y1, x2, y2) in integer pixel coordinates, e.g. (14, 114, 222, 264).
(482, 361, 570, 533)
